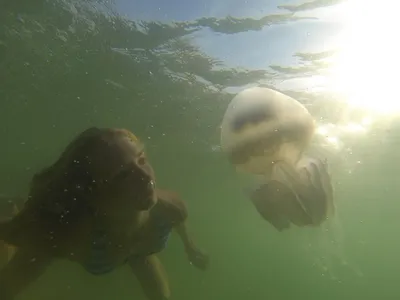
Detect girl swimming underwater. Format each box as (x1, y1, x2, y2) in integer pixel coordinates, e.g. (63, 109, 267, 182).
(0, 127, 209, 300)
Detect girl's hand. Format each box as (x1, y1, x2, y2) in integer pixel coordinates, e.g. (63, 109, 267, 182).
(186, 247, 209, 270)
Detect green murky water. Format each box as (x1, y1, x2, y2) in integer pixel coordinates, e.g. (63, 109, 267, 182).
(1, 0, 399, 299)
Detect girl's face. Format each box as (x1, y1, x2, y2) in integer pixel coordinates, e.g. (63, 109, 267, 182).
(91, 132, 157, 215)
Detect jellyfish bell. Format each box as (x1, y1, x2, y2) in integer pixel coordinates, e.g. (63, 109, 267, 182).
(220, 87, 315, 178)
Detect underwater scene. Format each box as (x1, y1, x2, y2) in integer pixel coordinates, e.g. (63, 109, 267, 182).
(0, 0, 399, 299)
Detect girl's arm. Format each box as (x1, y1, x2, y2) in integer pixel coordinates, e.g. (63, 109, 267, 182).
(0, 249, 51, 300)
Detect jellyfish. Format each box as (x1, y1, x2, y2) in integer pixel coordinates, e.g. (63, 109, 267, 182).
(220, 87, 334, 231)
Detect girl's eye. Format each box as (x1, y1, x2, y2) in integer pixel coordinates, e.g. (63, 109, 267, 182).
(114, 168, 133, 181)
(137, 156, 146, 166)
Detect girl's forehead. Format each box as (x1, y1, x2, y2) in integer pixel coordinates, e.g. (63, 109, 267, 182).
(122, 135, 144, 154)
(115, 130, 144, 153)
(90, 134, 145, 178)
(125, 131, 139, 143)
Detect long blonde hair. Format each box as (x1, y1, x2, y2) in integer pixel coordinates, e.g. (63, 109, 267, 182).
(2, 128, 141, 246)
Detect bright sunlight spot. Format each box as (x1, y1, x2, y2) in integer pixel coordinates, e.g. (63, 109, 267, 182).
(327, 0, 400, 114)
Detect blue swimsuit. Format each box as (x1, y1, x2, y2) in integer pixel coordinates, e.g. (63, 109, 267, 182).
(83, 206, 172, 275)
(84, 229, 115, 275)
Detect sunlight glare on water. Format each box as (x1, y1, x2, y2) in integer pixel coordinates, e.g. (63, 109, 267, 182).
(304, 0, 400, 155)
(327, 0, 400, 115)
